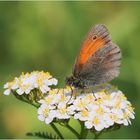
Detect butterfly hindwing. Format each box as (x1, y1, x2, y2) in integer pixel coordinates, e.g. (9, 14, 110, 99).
(79, 42, 121, 85)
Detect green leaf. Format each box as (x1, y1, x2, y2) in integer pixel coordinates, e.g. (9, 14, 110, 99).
(26, 131, 60, 139)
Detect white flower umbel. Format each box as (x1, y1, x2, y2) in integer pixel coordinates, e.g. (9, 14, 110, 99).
(3, 71, 58, 96)
(73, 84, 135, 131)
(3, 72, 135, 132)
(38, 84, 135, 132)
(37, 86, 75, 123)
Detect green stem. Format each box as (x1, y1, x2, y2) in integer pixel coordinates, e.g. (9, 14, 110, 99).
(13, 93, 64, 139)
(13, 93, 39, 108)
(80, 129, 88, 139)
(50, 123, 64, 139)
(79, 121, 88, 139)
(93, 131, 103, 139)
(65, 124, 80, 139)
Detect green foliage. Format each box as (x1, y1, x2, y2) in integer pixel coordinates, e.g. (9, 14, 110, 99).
(26, 132, 59, 139)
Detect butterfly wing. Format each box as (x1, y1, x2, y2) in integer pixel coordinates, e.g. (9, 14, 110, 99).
(79, 42, 121, 85)
(73, 24, 121, 85)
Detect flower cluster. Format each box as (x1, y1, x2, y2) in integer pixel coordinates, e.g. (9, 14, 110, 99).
(38, 84, 135, 131)
(38, 87, 75, 124)
(3, 71, 135, 132)
(3, 71, 58, 96)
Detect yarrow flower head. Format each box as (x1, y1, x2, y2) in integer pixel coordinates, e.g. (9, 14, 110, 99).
(3, 71, 58, 96)
(37, 84, 135, 132)
(38, 87, 75, 124)
(3, 71, 135, 134)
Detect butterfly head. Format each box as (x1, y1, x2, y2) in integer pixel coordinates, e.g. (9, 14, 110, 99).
(65, 76, 86, 88)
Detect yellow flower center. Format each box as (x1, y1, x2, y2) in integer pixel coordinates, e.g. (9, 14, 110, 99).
(96, 107, 104, 115)
(43, 108, 49, 116)
(59, 107, 67, 114)
(60, 94, 65, 102)
(110, 114, 117, 121)
(81, 109, 89, 117)
(37, 78, 44, 86)
(115, 101, 121, 109)
(45, 97, 52, 104)
(103, 94, 110, 100)
(123, 112, 128, 119)
(92, 117, 99, 125)
(85, 94, 93, 102)
(77, 100, 85, 108)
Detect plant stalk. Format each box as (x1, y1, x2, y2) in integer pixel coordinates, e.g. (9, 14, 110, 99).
(65, 124, 80, 139)
(50, 123, 64, 139)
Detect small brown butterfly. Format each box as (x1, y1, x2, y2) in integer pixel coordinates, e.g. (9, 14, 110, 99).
(66, 24, 121, 88)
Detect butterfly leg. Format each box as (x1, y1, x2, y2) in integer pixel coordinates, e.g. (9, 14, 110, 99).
(92, 90, 98, 101)
(66, 86, 75, 104)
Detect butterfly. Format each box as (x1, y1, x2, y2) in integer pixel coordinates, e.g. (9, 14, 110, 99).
(66, 24, 121, 88)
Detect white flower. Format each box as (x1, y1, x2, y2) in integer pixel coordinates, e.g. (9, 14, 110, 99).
(49, 78, 58, 85)
(37, 104, 56, 124)
(33, 71, 58, 93)
(3, 89, 11, 96)
(56, 104, 71, 119)
(3, 78, 19, 95)
(103, 113, 114, 127)
(74, 109, 90, 121)
(73, 94, 90, 111)
(3, 71, 58, 95)
(37, 86, 75, 123)
(85, 115, 105, 131)
(37, 84, 135, 131)
(4, 72, 134, 132)
(16, 76, 34, 95)
(72, 84, 135, 131)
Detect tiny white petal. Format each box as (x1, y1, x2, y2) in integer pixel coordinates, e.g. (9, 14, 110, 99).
(85, 121, 93, 129)
(3, 89, 11, 95)
(38, 115, 45, 121)
(17, 88, 24, 95)
(38, 108, 43, 114)
(45, 117, 53, 124)
(129, 113, 135, 119)
(123, 119, 129, 126)
(52, 78, 58, 85)
(95, 124, 104, 131)
(49, 110, 57, 118)
(25, 89, 31, 94)
(74, 114, 80, 119)
(4, 83, 9, 89)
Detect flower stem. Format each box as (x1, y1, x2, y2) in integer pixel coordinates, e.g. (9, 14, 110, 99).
(79, 121, 88, 139)
(65, 124, 80, 139)
(13, 92, 64, 139)
(13, 93, 40, 108)
(50, 123, 64, 139)
(93, 131, 103, 139)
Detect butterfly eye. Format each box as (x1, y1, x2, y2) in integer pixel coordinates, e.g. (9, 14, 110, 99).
(92, 35, 97, 40)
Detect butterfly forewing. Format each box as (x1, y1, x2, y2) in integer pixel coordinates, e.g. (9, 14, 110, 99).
(73, 24, 111, 76)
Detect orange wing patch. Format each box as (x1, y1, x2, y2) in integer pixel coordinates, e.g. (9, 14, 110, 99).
(76, 38, 105, 67)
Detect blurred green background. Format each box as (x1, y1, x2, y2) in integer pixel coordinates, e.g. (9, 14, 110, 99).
(0, 1, 140, 139)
